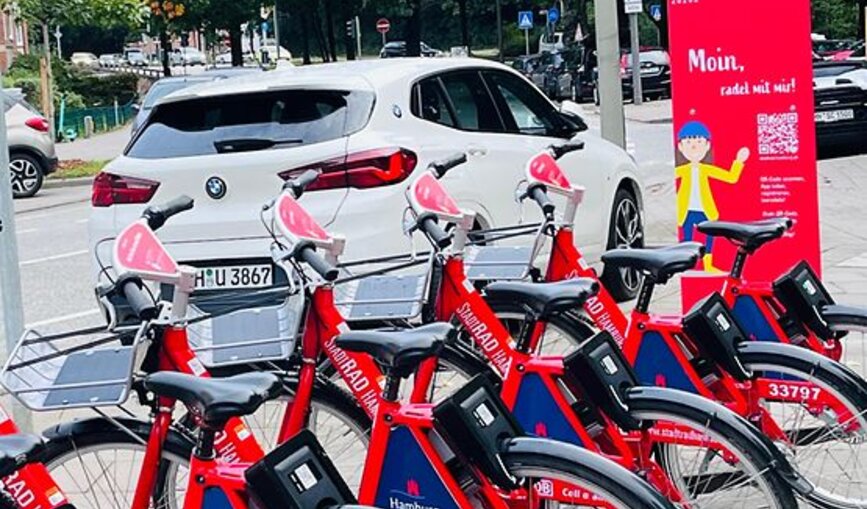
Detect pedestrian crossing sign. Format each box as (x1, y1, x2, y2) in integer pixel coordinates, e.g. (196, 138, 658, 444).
(518, 11, 533, 30)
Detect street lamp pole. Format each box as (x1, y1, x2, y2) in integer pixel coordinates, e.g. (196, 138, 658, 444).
(273, 2, 280, 60)
(496, 0, 503, 62)
(0, 70, 30, 432)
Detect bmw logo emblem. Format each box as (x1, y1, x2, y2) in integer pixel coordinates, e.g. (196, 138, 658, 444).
(206, 176, 226, 200)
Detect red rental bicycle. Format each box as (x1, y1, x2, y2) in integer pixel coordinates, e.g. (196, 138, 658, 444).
(398, 153, 801, 508)
(495, 144, 867, 509)
(0, 414, 70, 509)
(37, 187, 676, 509)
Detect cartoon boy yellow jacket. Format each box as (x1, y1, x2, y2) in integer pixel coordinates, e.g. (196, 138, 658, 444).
(675, 160, 745, 225)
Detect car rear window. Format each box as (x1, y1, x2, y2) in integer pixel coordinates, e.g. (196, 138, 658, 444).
(126, 89, 374, 159)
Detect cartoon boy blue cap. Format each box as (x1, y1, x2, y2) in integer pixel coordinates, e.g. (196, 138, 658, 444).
(677, 121, 711, 141)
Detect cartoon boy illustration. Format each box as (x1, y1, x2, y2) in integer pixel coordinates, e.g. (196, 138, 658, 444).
(675, 121, 750, 272)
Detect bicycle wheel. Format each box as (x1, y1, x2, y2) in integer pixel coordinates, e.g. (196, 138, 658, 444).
(40, 420, 192, 509)
(502, 437, 675, 509)
(740, 344, 867, 509)
(240, 372, 371, 492)
(450, 303, 796, 509)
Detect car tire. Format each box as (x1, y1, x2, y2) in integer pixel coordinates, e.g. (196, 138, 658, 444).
(600, 187, 644, 302)
(9, 152, 45, 198)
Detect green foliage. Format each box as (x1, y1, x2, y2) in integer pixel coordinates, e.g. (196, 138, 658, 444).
(812, 0, 862, 38)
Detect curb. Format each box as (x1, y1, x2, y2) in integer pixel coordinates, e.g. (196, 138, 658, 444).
(44, 177, 93, 189)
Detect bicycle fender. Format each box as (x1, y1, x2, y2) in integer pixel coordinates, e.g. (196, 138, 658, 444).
(738, 340, 867, 405)
(41, 416, 195, 451)
(624, 386, 813, 497)
(501, 436, 669, 505)
(821, 304, 867, 334)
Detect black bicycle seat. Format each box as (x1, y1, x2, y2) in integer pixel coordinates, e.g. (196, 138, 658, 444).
(602, 243, 703, 283)
(0, 434, 44, 478)
(485, 278, 599, 319)
(143, 372, 282, 428)
(697, 218, 791, 253)
(336, 323, 452, 377)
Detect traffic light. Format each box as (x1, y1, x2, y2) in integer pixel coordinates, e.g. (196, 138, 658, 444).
(345, 19, 356, 60)
(345, 19, 355, 39)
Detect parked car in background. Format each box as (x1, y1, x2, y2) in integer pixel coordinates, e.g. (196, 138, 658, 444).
(3, 91, 56, 198)
(124, 48, 147, 67)
(812, 60, 867, 149)
(98, 53, 122, 67)
(379, 41, 441, 58)
(91, 58, 645, 307)
(510, 50, 585, 101)
(170, 47, 207, 66)
(131, 75, 218, 133)
(71, 52, 99, 68)
(607, 49, 671, 102)
(814, 39, 857, 59)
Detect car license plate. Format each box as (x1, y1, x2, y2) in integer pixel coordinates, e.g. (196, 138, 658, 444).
(640, 66, 658, 75)
(195, 264, 274, 290)
(815, 109, 855, 123)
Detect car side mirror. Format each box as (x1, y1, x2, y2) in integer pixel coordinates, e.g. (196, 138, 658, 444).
(559, 100, 588, 133)
(131, 104, 141, 113)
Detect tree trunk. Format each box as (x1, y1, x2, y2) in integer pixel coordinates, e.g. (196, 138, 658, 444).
(227, 27, 242, 67)
(40, 23, 54, 136)
(324, 0, 337, 61)
(301, 3, 311, 64)
(859, 0, 866, 40)
(312, 8, 329, 62)
(159, 29, 172, 76)
(457, 0, 470, 50)
(405, 0, 422, 57)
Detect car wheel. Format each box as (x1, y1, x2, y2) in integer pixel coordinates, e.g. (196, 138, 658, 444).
(600, 188, 644, 301)
(9, 153, 44, 198)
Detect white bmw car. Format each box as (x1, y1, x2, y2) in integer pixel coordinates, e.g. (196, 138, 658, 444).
(89, 58, 644, 302)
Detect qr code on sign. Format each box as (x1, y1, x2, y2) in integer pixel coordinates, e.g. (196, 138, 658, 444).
(757, 112, 799, 156)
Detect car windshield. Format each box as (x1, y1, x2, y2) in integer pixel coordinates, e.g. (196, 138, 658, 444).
(814, 64, 862, 77)
(127, 89, 375, 159)
(143, 80, 211, 108)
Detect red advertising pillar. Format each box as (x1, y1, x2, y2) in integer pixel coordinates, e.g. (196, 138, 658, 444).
(668, 0, 821, 307)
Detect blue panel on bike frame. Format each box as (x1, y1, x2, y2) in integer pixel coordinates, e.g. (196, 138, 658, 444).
(733, 295, 779, 342)
(633, 331, 700, 394)
(512, 373, 584, 446)
(374, 426, 460, 509)
(202, 487, 233, 509)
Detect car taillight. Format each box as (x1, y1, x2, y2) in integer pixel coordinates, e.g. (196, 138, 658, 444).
(279, 148, 418, 191)
(92, 172, 160, 207)
(24, 117, 50, 132)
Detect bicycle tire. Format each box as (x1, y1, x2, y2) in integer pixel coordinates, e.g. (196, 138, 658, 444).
(502, 437, 675, 509)
(451, 302, 798, 509)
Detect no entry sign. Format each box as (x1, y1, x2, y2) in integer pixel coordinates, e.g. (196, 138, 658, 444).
(376, 18, 390, 34)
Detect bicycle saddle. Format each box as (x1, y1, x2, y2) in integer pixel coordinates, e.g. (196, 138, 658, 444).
(336, 323, 452, 377)
(485, 278, 599, 319)
(143, 372, 282, 428)
(0, 434, 44, 477)
(602, 243, 703, 284)
(696, 218, 791, 253)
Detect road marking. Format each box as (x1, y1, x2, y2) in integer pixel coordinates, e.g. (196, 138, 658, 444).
(16, 228, 38, 234)
(26, 309, 101, 329)
(19, 249, 88, 267)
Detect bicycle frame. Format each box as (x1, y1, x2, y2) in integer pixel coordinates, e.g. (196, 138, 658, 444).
(0, 405, 70, 509)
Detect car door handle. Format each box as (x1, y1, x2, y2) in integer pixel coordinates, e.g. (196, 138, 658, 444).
(467, 145, 488, 157)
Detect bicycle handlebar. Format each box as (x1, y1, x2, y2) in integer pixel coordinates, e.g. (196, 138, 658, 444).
(282, 169, 321, 199)
(142, 195, 194, 231)
(549, 141, 585, 160)
(416, 212, 453, 249)
(118, 275, 159, 321)
(430, 153, 468, 179)
(528, 184, 555, 218)
(295, 242, 339, 282)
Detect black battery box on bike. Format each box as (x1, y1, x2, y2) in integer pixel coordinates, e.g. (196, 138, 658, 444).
(245, 429, 356, 509)
(773, 260, 839, 341)
(563, 330, 645, 431)
(683, 293, 754, 382)
(433, 374, 524, 491)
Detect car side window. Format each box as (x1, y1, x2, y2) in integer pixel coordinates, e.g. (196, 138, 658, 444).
(438, 71, 503, 132)
(414, 79, 457, 127)
(484, 71, 564, 137)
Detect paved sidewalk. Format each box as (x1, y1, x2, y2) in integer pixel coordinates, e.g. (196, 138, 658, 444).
(55, 125, 131, 162)
(582, 99, 673, 124)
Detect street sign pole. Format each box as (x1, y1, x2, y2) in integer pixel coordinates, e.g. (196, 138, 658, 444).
(0, 70, 30, 432)
(525, 29, 529, 55)
(518, 11, 533, 56)
(355, 16, 362, 58)
(595, 0, 626, 148)
(630, 13, 643, 105)
(273, 3, 280, 60)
